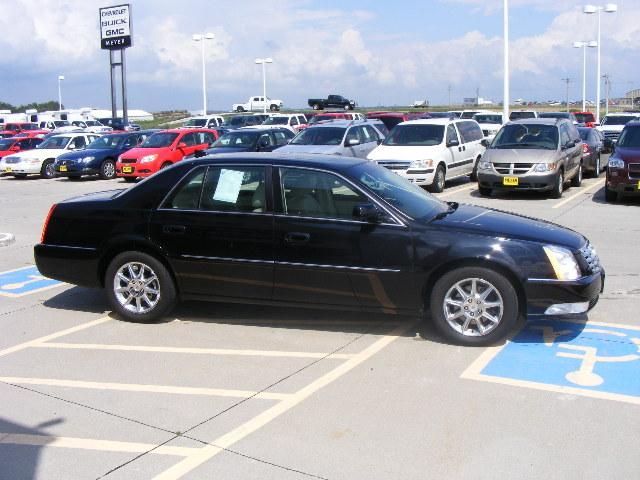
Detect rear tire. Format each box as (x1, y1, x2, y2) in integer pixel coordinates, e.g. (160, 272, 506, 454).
(571, 164, 582, 187)
(429, 266, 519, 346)
(270, 104, 278, 112)
(312, 103, 321, 110)
(99, 159, 116, 180)
(550, 171, 564, 199)
(105, 251, 176, 323)
(478, 186, 492, 197)
(427, 165, 446, 193)
(593, 156, 601, 177)
(236, 106, 245, 113)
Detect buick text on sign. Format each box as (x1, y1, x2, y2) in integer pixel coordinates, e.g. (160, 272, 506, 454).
(99, 4, 132, 50)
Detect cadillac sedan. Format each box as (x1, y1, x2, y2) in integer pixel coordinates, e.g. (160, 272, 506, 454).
(35, 153, 604, 346)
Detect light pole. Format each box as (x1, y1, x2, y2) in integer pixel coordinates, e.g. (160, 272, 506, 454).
(193, 33, 215, 115)
(255, 58, 273, 113)
(573, 41, 598, 112)
(57, 75, 65, 111)
(583, 3, 617, 124)
(503, 0, 509, 123)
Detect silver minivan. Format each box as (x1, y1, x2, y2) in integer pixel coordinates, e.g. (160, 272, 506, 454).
(476, 118, 583, 198)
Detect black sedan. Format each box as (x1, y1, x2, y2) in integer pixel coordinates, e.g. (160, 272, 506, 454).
(35, 154, 604, 346)
(578, 127, 613, 177)
(194, 128, 294, 156)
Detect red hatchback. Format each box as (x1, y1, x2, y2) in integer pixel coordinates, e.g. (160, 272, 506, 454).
(574, 112, 596, 128)
(0, 122, 40, 138)
(0, 136, 43, 158)
(116, 129, 219, 180)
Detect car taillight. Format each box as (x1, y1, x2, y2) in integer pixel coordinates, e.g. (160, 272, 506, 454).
(40, 204, 57, 244)
(582, 143, 590, 154)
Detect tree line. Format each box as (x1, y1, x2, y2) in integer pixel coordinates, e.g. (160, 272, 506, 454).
(0, 100, 62, 113)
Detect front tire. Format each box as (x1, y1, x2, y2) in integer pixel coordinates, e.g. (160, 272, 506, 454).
(236, 106, 245, 113)
(604, 184, 619, 202)
(99, 159, 116, 180)
(427, 165, 446, 193)
(40, 159, 55, 179)
(478, 186, 492, 197)
(105, 251, 176, 323)
(270, 104, 278, 112)
(430, 266, 519, 346)
(312, 103, 321, 110)
(469, 156, 481, 181)
(550, 171, 564, 199)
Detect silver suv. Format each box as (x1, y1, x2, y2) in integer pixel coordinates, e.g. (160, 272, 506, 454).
(277, 120, 385, 158)
(477, 118, 583, 198)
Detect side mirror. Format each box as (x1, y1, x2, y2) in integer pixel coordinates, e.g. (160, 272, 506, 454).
(346, 137, 360, 146)
(447, 139, 459, 148)
(177, 142, 188, 149)
(352, 203, 379, 223)
(481, 139, 489, 148)
(376, 138, 383, 145)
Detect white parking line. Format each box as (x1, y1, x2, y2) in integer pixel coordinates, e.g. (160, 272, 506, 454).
(0, 433, 199, 456)
(153, 321, 415, 480)
(0, 317, 111, 358)
(34, 342, 355, 360)
(437, 183, 476, 198)
(0, 377, 291, 401)
(552, 178, 604, 209)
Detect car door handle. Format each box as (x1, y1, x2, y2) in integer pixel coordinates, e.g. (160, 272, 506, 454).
(284, 232, 310, 244)
(163, 224, 186, 235)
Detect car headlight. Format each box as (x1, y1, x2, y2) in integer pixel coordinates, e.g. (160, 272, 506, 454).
(478, 160, 492, 170)
(543, 245, 581, 281)
(533, 162, 556, 172)
(140, 154, 158, 163)
(608, 158, 625, 169)
(409, 159, 433, 169)
(81, 156, 95, 162)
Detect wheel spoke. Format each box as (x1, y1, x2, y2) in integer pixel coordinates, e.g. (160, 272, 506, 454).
(483, 301, 502, 309)
(127, 264, 136, 279)
(470, 279, 477, 297)
(482, 312, 500, 324)
(115, 286, 128, 293)
(122, 294, 134, 306)
(455, 285, 468, 300)
(476, 319, 486, 334)
(135, 297, 143, 313)
(447, 310, 464, 321)
(144, 287, 159, 295)
(117, 272, 130, 283)
(479, 286, 494, 302)
(144, 276, 158, 286)
(445, 298, 463, 307)
(461, 316, 473, 332)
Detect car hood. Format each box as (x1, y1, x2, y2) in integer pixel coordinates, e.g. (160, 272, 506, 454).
(597, 125, 626, 132)
(367, 144, 443, 161)
(57, 148, 116, 161)
(276, 144, 342, 155)
(614, 147, 640, 163)
(8, 149, 67, 160)
(430, 203, 585, 250)
(483, 148, 558, 163)
(121, 147, 169, 158)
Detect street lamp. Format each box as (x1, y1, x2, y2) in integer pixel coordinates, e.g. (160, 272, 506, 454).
(255, 58, 273, 114)
(503, 0, 509, 123)
(193, 32, 215, 115)
(583, 3, 617, 124)
(573, 41, 598, 112)
(57, 75, 65, 111)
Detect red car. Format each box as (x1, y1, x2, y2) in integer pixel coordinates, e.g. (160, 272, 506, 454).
(13, 130, 50, 138)
(0, 136, 43, 158)
(574, 112, 596, 128)
(366, 112, 424, 131)
(116, 129, 219, 181)
(0, 122, 40, 138)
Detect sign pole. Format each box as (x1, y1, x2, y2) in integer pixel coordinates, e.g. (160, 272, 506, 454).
(109, 50, 117, 119)
(121, 49, 128, 124)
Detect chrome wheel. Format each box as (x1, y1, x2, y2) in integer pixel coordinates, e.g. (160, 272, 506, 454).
(102, 160, 116, 179)
(443, 278, 504, 337)
(595, 156, 600, 177)
(113, 262, 161, 314)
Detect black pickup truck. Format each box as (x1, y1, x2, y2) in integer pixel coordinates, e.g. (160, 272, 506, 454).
(307, 95, 356, 110)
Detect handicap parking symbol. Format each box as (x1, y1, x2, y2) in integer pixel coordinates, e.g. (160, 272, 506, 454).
(462, 319, 640, 404)
(0, 265, 64, 297)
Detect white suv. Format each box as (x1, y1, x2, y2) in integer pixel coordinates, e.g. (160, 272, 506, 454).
(261, 114, 308, 132)
(597, 113, 640, 143)
(367, 119, 486, 192)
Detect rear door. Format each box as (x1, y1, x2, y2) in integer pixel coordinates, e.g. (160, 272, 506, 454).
(445, 123, 466, 173)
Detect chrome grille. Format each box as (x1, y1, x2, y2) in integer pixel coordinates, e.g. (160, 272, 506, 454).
(492, 162, 534, 175)
(603, 131, 620, 141)
(120, 158, 137, 164)
(579, 242, 602, 275)
(377, 161, 410, 171)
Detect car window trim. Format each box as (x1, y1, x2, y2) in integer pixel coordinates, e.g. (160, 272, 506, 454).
(273, 164, 406, 227)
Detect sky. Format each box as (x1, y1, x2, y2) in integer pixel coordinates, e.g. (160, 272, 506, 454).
(0, 0, 638, 112)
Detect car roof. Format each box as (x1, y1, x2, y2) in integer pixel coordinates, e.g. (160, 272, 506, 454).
(508, 118, 560, 126)
(103, 129, 158, 137)
(398, 118, 452, 126)
(190, 152, 367, 171)
(604, 112, 639, 117)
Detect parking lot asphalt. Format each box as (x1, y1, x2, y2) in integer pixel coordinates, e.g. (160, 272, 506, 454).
(1, 168, 639, 479)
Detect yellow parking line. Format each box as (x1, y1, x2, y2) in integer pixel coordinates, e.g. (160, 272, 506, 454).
(0, 433, 199, 456)
(552, 178, 604, 209)
(153, 322, 415, 480)
(0, 376, 291, 401)
(437, 183, 476, 198)
(0, 317, 111, 358)
(35, 342, 355, 360)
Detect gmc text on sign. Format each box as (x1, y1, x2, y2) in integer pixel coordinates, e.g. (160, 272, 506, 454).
(99, 4, 132, 50)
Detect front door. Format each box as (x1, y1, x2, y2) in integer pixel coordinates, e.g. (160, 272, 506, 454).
(272, 166, 415, 311)
(150, 165, 274, 300)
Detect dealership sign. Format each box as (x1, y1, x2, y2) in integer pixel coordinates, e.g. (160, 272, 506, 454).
(99, 4, 132, 49)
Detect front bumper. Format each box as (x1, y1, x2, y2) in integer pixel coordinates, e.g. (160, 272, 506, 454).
(2, 163, 41, 174)
(116, 163, 156, 178)
(525, 271, 604, 318)
(54, 163, 100, 176)
(478, 170, 558, 191)
(607, 170, 640, 197)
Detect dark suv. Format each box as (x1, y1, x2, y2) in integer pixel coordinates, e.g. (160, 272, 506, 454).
(605, 121, 640, 201)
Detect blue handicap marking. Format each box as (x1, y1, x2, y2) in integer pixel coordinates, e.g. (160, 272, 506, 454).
(478, 319, 640, 400)
(0, 266, 63, 297)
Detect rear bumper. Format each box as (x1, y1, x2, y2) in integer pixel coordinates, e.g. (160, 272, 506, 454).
(34, 244, 102, 288)
(478, 171, 557, 191)
(525, 271, 604, 318)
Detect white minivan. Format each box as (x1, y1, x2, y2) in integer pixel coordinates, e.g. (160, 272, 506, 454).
(367, 118, 486, 192)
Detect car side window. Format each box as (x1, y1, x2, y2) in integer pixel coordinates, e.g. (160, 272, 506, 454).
(359, 126, 374, 143)
(279, 168, 369, 220)
(123, 135, 136, 148)
(201, 166, 267, 213)
(345, 127, 359, 145)
(290, 117, 299, 126)
(457, 121, 483, 143)
(364, 125, 380, 142)
(162, 168, 206, 210)
(446, 124, 459, 144)
(181, 133, 197, 147)
(272, 131, 289, 146)
(70, 136, 86, 149)
(560, 125, 571, 146)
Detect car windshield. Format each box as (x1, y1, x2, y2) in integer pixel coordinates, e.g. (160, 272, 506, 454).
(574, 113, 595, 123)
(474, 114, 502, 124)
(510, 112, 536, 120)
(383, 124, 444, 146)
(601, 116, 638, 126)
(183, 119, 207, 127)
(263, 117, 289, 125)
(349, 162, 448, 221)
(0, 139, 14, 150)
(617, 127, 640, 148)
(54, 121, 71, 127)
(491, 124, 558, 150)
(223, 116, 250, 127)
(38, 136, 70, 149)
(140, 132, 178, 148)
(211, 132, 258, 148)
(290, 127, 345, 145)
(87, 135, 125, 149)
(539, 113, 568, 119)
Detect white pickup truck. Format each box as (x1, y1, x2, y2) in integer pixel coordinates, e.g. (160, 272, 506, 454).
(232, 96, 283, 113)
